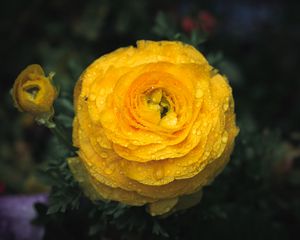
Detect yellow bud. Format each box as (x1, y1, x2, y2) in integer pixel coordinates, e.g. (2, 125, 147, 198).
(12, 64, 58, 120)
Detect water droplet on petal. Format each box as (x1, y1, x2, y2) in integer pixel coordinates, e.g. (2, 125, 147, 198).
(195, 89, 203, 98)
(155, 168, 164, 180)
(222, 135, 228, 143)
(223, 103, 229, 111)
(100, 161, 106, 167)
(86, 161, 92, 167)
(104, 168, 113, 175)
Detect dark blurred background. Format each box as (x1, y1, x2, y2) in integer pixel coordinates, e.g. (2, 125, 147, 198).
(0, 0, 299, 239)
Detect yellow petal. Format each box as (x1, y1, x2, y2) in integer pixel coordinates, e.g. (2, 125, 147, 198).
(12, 64, 57, 119)
(70, 41, 239, 216)
(147, 198, 178, 216)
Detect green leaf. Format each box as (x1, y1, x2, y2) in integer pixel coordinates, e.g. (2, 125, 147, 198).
(153, 12, 207, 49)
(152, 221, 169, 238)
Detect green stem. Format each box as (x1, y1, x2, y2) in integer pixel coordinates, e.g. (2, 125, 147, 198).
(49, 120, 75, 153)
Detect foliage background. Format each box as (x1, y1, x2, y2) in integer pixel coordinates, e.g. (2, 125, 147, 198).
(0, 0, 299, 239)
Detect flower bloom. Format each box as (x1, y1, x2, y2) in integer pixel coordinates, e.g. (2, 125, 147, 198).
(12, 64, 57, 120)
(182, 16, 197, 33)
(69, 40, 239, 216)
(198, 10, 217, 33)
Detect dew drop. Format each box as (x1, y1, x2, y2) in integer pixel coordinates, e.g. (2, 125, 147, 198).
(155, 168, 164, 180)
(195, 89, 203, 98)
(100, 161, 106, 167)
(104, 168, 113, 175)
(222, 135, 228, 143)
(86, 161, 92, 167)
(223, 103, 229, 111)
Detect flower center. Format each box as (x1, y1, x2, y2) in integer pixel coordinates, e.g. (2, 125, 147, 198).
(144, 88, 178, 128)
(24, 85, 40, 99)
(147, 89, 170, 118)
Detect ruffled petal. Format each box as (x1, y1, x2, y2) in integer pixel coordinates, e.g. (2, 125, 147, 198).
(70, 40, 239, 215)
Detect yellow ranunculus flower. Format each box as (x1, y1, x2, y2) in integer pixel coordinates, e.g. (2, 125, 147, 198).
(69, 40, 239, 216)
(12, 64, 57, 120)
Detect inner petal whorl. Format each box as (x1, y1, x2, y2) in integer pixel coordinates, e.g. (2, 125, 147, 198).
(123, 71, 193, 135)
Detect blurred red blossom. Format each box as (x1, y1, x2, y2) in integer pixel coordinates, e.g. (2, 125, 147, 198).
(182, 16, 197, 33)
(198, 10, 217, 33)
(181, 10, 217, 34)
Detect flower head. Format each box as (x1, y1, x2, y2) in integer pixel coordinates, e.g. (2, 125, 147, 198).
(12, 64, 58, 121)
(69, 40, 239, 216)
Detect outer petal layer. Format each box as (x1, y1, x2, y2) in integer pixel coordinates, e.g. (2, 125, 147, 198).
(70, 40, 239, 215)
(12, 64, 57, 119)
